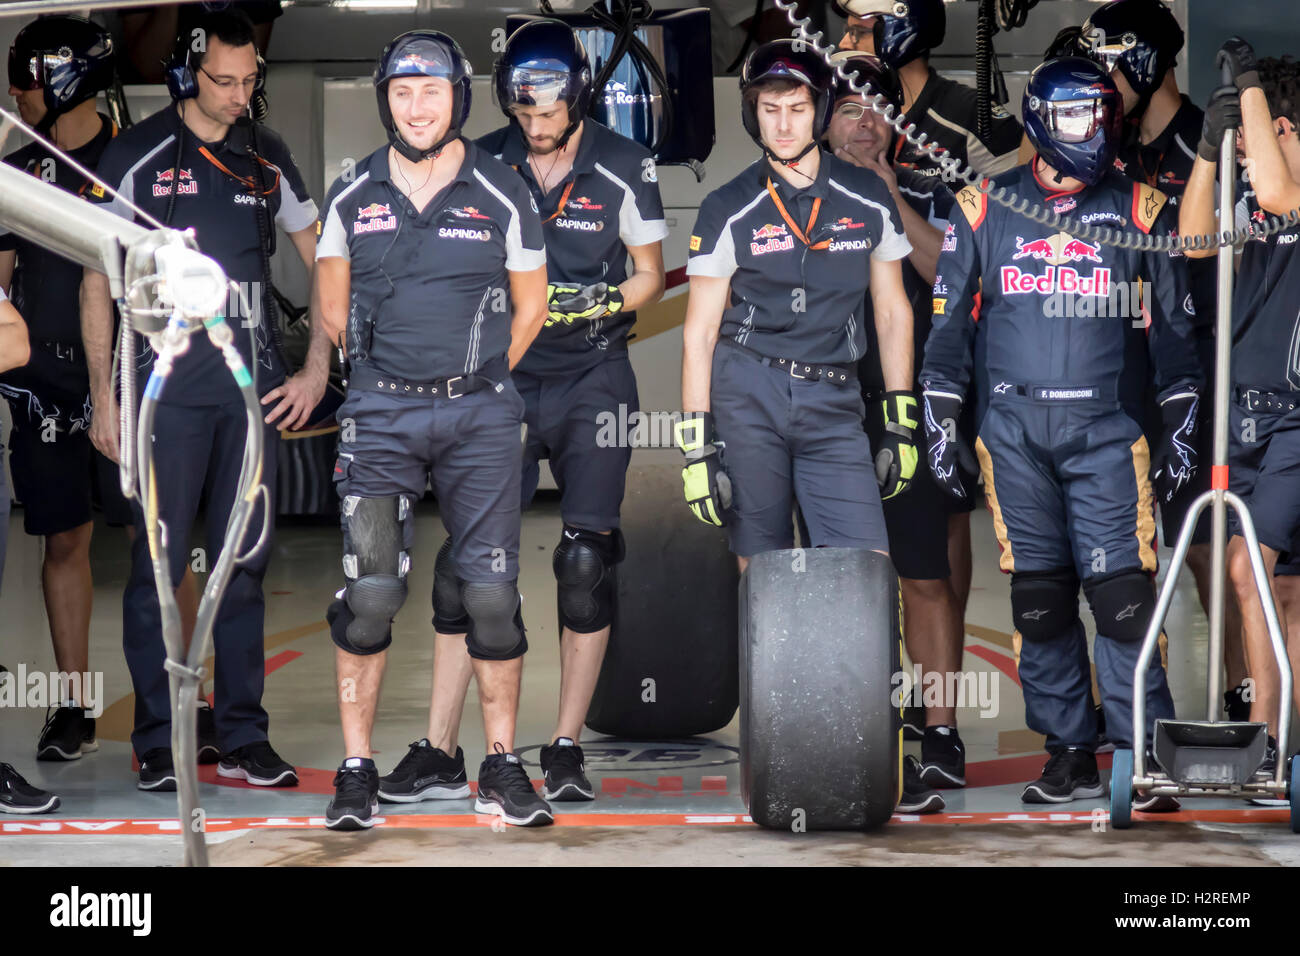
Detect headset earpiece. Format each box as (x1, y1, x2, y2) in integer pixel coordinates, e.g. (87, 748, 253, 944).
(163, 38, 198, 101)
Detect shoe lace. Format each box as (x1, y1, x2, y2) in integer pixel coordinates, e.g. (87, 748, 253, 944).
(546, 744, 584, 774)
(493, 759, 540, 799)
(333, 766, 374, 795)
(393, 741, 434, 774)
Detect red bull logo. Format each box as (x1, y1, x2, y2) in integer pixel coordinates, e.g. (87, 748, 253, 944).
(1060, 238, 1103, 263)
(1012, 233, 1104, 265)
(1000, 265, 1112, 298)
(751, 223, 787, 241)
(357, 202, 392, 219)
(152, 168, 196, 198)
(1011, 236, 1057, 261)
(353, 202, 397, 235)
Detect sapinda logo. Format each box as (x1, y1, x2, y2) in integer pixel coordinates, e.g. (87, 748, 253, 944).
(555, 218, 604, 232)
(438, 226, 491, 241)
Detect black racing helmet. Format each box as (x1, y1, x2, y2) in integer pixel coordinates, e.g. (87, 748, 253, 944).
(832, 0, 946, 70)
(373, 30, 473, 162)
(8, 15, 115, 132)
(493, 18, 592, 152)
(1080, 0, 1183, 116)
(740, 39, 836, 157)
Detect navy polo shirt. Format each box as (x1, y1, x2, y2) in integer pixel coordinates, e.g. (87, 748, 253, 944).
(686, 151, 911, 365)
(476, 120, 668, 378)
(92, 104, 318, 404)
(316, 139, 546, 382)
(0, 114, 117, 346)
(1232, 186, 1300, 392)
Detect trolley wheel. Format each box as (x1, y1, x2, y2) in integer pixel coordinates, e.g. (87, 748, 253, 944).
(1110, 748, 1134, 830)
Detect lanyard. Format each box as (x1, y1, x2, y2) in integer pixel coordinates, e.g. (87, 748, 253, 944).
(765, 177, 831, 251)
(513, 164, 573, 223)
(198, 144, 281, 196)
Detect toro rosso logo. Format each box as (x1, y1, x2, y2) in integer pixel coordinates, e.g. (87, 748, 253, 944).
(152, 168, 196, 198)
(827, 216, 865, 232)
(750, 223, 793, 256)
(450, 206, 492, 220)
(354, 202, 397, 235)
(567, 196, 604, 211)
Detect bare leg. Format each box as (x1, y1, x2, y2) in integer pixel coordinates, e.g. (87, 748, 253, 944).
(336, 647, 386, 759)
(428, 631, 474, 752)
(554, 626, 610, 743)
(476, 656, 524, 754)
(43, 523, 93, 683)
(1228, 536, 1284, 737)
(1185, 542, 1247, 691)
(947, 512, 973, 614)
(900, 576, 963, 728)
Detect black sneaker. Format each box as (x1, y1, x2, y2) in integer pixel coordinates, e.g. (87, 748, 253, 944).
(540, 737, 595, 801)
(138, 748, 177, 792)
(326, 759, 380, 831)
(902, 702, 925, 742)
(379, 740, 470, 802)
(1224, 683, 1252, 723)
(898, 754, 944, 814)
(1021, 747, 1105, 803)
(475, 750, 554, 826)
(919, 725, 966, 788)
(1250, 736, 1289, 806)
(36, 706, 97, 761)
(0, 763, 59, 814)
(196, 700, 219, 765)
(217, 741, 299, 787)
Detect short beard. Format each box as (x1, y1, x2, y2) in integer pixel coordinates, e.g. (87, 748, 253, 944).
(528, 136, 563, 157)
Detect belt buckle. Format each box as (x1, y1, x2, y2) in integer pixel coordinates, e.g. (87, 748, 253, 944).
(445, 375, 464, 399)
(789, 362, 813, 381)
(1243, 388, 1261, 410)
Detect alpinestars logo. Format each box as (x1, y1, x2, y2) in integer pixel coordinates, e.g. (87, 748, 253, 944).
(1021, 609, 1049, 621)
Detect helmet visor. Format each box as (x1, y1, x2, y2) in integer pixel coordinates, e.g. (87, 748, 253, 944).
(501, 66, 571, 109)
(837, 0, 906, 16)
(1081, 30, 1136, 74)
(1037, 97, 1111, 144)
(8, 47, 71, 91)
(384, 38, 468, 83)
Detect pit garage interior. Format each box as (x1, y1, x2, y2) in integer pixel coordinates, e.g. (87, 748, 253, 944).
(2, 0, 1300, 868)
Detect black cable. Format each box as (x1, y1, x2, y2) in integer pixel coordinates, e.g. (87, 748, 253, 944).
(585, 0, 676, 157)
(976, 0, 993, 142)
(996, 0, 1039, 32)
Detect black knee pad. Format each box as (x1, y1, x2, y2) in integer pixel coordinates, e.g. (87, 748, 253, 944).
(1084, 570, 1155, 643)
(1010, 568, 1080, 642)
(432, 537, 469, 632)
(328, 494, 412, 655)
(462, 580, 527, 660)
(553, 526, 624, 634)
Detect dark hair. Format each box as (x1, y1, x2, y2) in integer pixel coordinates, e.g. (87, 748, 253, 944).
(742, 77, 811, 111)
(1259, 56, 1300, 128)
(185, 8, 256, 70)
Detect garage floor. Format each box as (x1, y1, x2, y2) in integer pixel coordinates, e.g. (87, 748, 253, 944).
(1, 496, 1296, 866)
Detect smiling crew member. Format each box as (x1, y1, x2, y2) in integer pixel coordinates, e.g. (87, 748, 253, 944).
(315, 31, 552, 830)
(370, 18, 669, 806)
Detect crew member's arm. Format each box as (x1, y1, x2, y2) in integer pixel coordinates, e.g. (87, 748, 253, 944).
(314, 256, 349, 360)
(618, 154, 669, 311)
(81, 268, 119, 462)
(0, 290, 29, 374)
(1222, 37, 1300, 217)
(0, 249, 15, 295)
(867, 193, 916, 390)
(920, 188, 981, 397)
(681, 276, 728, 413)
(851, 149, 943, 284)
(507, 265, 549, 369)
(619, 241, 666, 312)
(1182, 86, 1244, 258)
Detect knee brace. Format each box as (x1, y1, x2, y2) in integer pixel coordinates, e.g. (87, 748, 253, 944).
(553, 526, 625, 633)
(1010, 568, 1080, 642)
(431, 537, 469, 633)
(462, 580, 527, 660)
(1084, 570, 1155, 643)
(327, 494, 413, 656)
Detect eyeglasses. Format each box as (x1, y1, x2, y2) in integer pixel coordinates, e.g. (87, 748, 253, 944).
(842, 25, 874, 46)
(199, 66, 258, 92)
(834, 102, 874, 121)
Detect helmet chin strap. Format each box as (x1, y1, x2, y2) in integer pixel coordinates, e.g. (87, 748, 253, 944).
(764, 138, 819, 175)
(389, 125, 457, 163)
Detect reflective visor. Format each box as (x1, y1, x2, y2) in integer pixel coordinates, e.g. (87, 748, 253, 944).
(1039, 97, 1110, 144)
(7, 48, 70, 91)
(762, 57, 820, 88)
(838, 0, 902, 16)
(502, 66, 569, 108)
(1082, 31, 1135, 74)
(387, 39, 465, 81)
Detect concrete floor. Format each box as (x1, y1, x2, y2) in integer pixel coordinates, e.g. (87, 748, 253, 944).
(0, 495, 1297, 866)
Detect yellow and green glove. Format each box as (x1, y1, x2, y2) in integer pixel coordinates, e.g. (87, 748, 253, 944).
(875, 390, 919, 500)
(674, 412, 733, 527)
(546, 282, 624, 327)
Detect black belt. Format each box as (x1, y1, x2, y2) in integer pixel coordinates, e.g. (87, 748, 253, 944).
(720, 338, 855, 386)
(348, 359, 505, 399)
(1236, 387, 1300, 413)
(989, 380, 1117, 403)
(36, 340, 84, 363)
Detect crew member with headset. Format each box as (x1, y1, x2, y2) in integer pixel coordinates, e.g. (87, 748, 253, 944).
(314, 31, 552, 830)
(81, 7, 325, 792)
(375, 19, 668, 807)
(0, 288, 54, 813)
(824, 51, 962, 814)
(835, 0, 1025, 739)
(1, 16, 133, 765)
(680, 38, 915, 626)
(921, 56, 1200, 808)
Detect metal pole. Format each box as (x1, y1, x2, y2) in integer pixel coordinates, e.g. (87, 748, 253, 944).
(1206, 114, 1237, 721)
